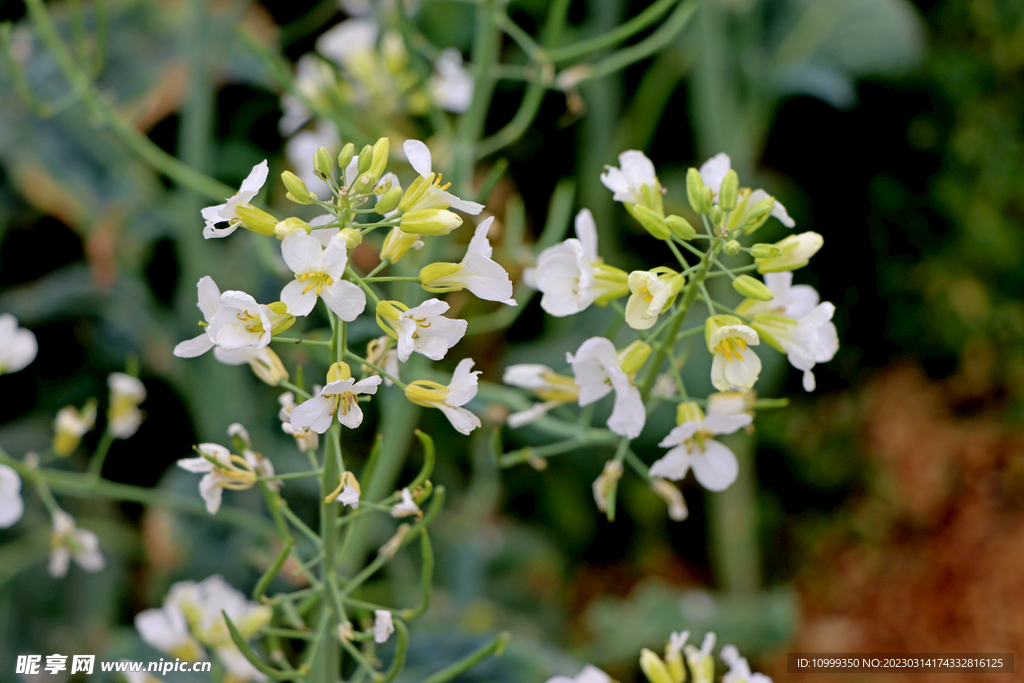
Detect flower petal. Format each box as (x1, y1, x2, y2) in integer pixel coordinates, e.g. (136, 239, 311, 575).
(691, 440, 739, 491)
(404, 139, 433, 178)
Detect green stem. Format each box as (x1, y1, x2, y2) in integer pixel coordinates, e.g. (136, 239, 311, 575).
(86, 430, 115, 480)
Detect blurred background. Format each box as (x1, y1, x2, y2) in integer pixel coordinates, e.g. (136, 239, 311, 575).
(1, 0, 1023, 681)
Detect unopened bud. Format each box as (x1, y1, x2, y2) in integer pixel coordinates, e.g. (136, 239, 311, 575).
(375, 186, 403, 215)
(719, 169, 739, 211)
(281, 171, 313, 204)
(749, 243, 782, 258)
(339, 228, 362, 248)
(676, 401, 705, 425)
(368, 137, 390, 182)
(640, 649, 674, 683)
(686, 168, 711, 214)
(248, 347, 289, 386)
(723, 239, 741, 255)
(400, 208, 463, 236)
(755, 232, 823, 273)
(338, 143, 355, 170)
(732, 274, 774, 301)
(666, 215, 696, 240)
(314, 146, 333, 179)
(741, 197, 775, 234)
(274, 217, 312, 240)
(419, 262, 464, 292)
(327, 361, 353, 383)
(357, 145, 373, 173)
(267, 302, 296, 335)
(380, 227, 423, 263)
(626, 203, 670, 240)
(709, 205, 724, 227)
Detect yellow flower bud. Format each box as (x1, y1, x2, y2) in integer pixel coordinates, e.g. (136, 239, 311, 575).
(686, 168, 712, 214)
(400, 209, 463, 236)
(732, 274, 774, 301)
(666, 215, 696, 240)
(749, 243, 782, 258)
(375, 186, 403, 215)
(327, 361, 352, 383)
(617, 340, 652, 376)
(723, 239, 741, 255)
(739, 196, 776, 234)
(52, 399, 97, 457)
(754, 232, 823, 273)
(281, 171, 313, 204)
(339, 228, 362, 248)
(314, 146, 333, 180)
(719, 169, 739, 211)
(676, 401, 705, 425)
(249, 347, 289, 386)
(274, 217, 312, 240)
(640, 649, 674, 683)
(267, 302, 296, 335)
(380, 227, 422, 263)
(357, 145, 373, 173)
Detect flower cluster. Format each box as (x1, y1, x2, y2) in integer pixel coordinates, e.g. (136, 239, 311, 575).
(135, 574, 271, 682)
(549, 631, 772, 683)
(505, 150, 838, 519)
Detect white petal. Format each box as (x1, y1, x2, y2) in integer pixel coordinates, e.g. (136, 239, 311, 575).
(648, 446, 691, 481)
(238, 160, 269, 200)
(49, 547, 71, 577)
(405, 298, 449, 318)
(290, 396, 337, 434)
(658, 422, 702, 448)
(802, 369, 817, 392)
(281, 230, 324, 275)
(174, 333, 214, 358)
(702, 412, 753, 436)
(574, 209, 599, 262)
(404, 139, 433, 177)
(466, 216, 496, 259)
(437, 403, 481, 434)
(177, 457, 215, 473)
(446, 358, 480, 406)
(607, 377, 645, 439)
(281, 280, 319, 317)
(337, 401, 364, 429)
(507, 401, 558, 428)
(723, 349, 762, 389)
(619, 150, 657, 188)
(321, 281, 366, 321)
(691, 440, 739, 491)
(322, 236, 350, 281)
(698, 153, 731, 193)
(196, 276, 222, 321)
(199, 473, 225, 514)
(457, 253, 514, 302)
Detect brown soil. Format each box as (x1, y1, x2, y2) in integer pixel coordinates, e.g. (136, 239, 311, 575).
(765, 365, 1024, 683)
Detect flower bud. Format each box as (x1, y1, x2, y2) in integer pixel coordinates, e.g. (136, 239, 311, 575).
(338, 143, 355, 170)
(357, 145, 373, 173)
(754, 232, 823, 273)
(719, 169, 739, 211)
(723, 239, 741, 255)
(327, 361, 353, 383)
(626, 203, 670, 240)
(419, 262, 464, 293)
(234, 206, 279, 236)
(666, 215, 696, 240)
(53, 400, 97, 457)
(741, 196, 775, 234)
(381, 227, 423, 263)
(732, 274, 774, 301)
(314, 146, 333, 180)
(249, 347, 289, 386)
(685, 636, 716, 683)
(400, 208, 463, 236)
(676, 401, 704, 425)
(375, 186, 403, 215)
(281, 171, 314, 204)
(686, 168, 711, 214)
(708, 205, 724, 227)
(339, 228, 362, 248)
(274, 217, 312, 240)
(375, 300, 406, 337)
(617, 340, 652, 376)
(640, 649, 674, 683)
(368, 137, 390, 183)
(749, 243, 782, 258)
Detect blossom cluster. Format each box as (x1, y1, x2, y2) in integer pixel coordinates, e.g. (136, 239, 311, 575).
(505, 151, 838, 519)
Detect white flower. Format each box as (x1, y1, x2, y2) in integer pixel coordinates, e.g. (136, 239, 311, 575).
(600, 150, 659, 206)
(567, 337, 646, 439)
(202, 161, 269, 239)
(502, 362, 579, 428)
(174, 276, 224, 358)
(739, 272, 839, 392)
(337, 485, 360, 509)
(699, 153, 794, 228)
(708, 324, 762, 392)
(52, 401, 97, 456)
(430, 48, 474, 113)
(108, 373, 146, 439)
(135, 603, 205, 661)
(278, 392, 319, 451)
(364, 336, 400, 386)
(379, 298, 468, 363)
(0, 464, 24, 528)
(685, 633, 718, 683)
(545, 665, 612, 683)
(529, 209, 627, 317)
(177, 443, 262, 514)
(625, 269, 683, 330)
(721, 644, 772, 683)
(419, 216, 515, 304)
(648, 411, 752, 491)
(280, 231, 367, 319)
(401, 140, 484, 214)
(651, 478, 688, 521)
(316, 18, 378, 71)
(404, 358, 481, 434)
(0, 314, 37, 375)
(391, 488, 419, 518)
(207, 291, 277, 350)
(372, 610, 395, 643)
(49, 510, 105, 577)
(289, 372, 382, 434)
